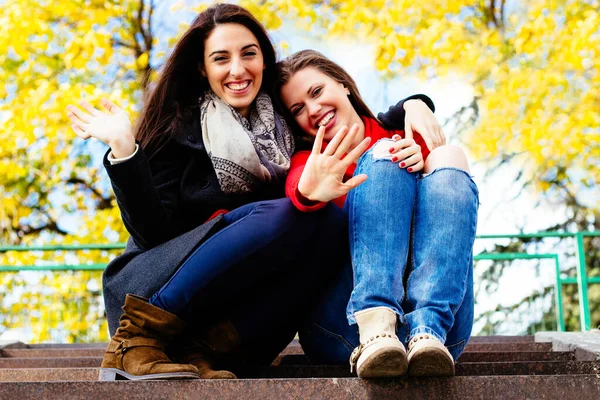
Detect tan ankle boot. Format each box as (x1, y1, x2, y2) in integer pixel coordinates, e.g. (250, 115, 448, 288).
(407, 333, 455, 376)
(172, 321, 240, 379)
(349, 307, 408, 378)
(99, 294, 200, 381)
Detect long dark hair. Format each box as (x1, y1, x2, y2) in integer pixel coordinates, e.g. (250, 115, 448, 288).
(275, 50, 377, 144)
(136, 3, 277, 157)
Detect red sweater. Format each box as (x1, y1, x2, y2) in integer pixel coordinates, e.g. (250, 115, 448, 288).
(285, 117, 430, 212)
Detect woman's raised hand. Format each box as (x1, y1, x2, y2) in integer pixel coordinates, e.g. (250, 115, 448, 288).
(298, 124, 371, 203)
(66, 99, 136, 158)
(403, 99, 446, 150)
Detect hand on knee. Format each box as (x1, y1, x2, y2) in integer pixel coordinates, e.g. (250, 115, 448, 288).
(423, 145, 470, 174)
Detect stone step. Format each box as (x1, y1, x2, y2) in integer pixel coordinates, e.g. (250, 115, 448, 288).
(0, 360, 598, 382)
(0, 342, 552, 359)
(255, 361, 600, 379)
(0, 357, 100, 369)
(277, 350, 575, 366)
(6, 335, 533, 350)
(457, 351, 574, 363)
(462, 342, 552, 352)
(0, 376, 599, 400)
(0, 349, 574, 369)
(467, 335, 535, 343)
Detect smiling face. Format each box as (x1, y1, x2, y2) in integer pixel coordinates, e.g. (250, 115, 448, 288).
(280, 67, 363, 141)
(203, 23, 265, 117)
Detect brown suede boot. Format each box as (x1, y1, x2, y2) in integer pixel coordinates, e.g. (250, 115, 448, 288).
(171, 321, 241, 379)
(99, 294, 200, 381)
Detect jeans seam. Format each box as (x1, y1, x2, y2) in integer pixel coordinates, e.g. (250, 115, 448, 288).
(308, 323, 355, 354)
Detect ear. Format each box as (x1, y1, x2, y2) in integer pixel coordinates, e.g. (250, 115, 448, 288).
(263, 63, 266, 70)
(342, 84, 350, 95)
(198, 63, 206, 77)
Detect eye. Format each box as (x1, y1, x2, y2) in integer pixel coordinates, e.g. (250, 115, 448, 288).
(292, 105, 304, 116)
(213, 56, 228, 62)
(312, 87, 322, 97)
(243, 51, 257, 57)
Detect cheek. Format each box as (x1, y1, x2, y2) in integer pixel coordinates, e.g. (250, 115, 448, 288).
(296, 115, 311, 131)
(206, 65, 227, 86)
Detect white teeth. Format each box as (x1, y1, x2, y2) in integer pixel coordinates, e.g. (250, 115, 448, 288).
(227, 81, 250, 91)
(318, 111, 335, 127)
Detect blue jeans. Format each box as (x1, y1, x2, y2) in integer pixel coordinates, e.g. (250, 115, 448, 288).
(299, 139, 479, 363)
(149, 198, 349, 365)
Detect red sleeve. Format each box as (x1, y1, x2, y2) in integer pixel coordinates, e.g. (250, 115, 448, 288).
(285, 151, 328, 212)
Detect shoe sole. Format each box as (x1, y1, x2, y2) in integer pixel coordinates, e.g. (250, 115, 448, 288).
(408, 347, 455, 377)
(98, 368, 200, 381)
(357, 347, 408, 378)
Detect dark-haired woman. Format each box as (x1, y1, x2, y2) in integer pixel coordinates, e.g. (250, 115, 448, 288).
(66, 4, 443, 381)
(276, 50, 478, 378)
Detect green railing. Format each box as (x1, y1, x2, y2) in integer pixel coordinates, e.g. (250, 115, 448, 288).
(1, 231, 599, 332)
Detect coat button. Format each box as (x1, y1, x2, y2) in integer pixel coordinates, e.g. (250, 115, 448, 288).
(187, 135, 196, 143)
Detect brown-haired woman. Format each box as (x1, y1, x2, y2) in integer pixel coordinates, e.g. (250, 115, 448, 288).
(66, 5, 442, 381)
(276, 50, 478, 378)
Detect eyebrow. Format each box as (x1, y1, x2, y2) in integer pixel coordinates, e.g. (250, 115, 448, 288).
(289, 83, 321, 109)
(208, 44, 259, 58)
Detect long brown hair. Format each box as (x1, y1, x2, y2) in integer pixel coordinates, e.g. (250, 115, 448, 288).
(275, 50, 377, 143)
(136, 3, 277, 157)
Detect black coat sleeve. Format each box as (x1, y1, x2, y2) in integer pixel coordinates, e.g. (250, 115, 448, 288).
(103, 142, 185, 250)
(377, 94, 435, 131)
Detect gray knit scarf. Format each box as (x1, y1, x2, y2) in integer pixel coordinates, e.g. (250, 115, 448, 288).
(199, 90, 294, 194)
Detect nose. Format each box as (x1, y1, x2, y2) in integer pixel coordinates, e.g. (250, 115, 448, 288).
(307, 101, 322, 117)
(230, 57, 245, 78)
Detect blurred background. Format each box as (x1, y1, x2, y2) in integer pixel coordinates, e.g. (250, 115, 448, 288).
(0, 0, 598, 343)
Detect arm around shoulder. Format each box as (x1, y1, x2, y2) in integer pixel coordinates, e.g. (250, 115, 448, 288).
(378, 94, 435, 131)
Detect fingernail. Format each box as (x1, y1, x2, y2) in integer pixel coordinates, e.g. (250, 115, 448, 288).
(389, 148, 394, 153)
(400, 162, 406, 167)
(408, 167, 413, 172)
(392, 156, 398, 162)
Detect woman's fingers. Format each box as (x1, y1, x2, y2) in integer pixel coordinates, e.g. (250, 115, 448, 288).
(101, 98, 120, 113)
(311, 126, 326, 155)
(322, 125, 349, 156)
(71, 124, 91, 139)
(333, 123, 359, 158)
(407, 159, 424, 172)
(80, 101, 101, 117)
(66, 104, 92, 124)
(391, 142, 420, 161)
(343, 173, 368, 190)
(389, 138, 417, 155)
(342, 136, 371, 169)
(398, 152, 422, 169)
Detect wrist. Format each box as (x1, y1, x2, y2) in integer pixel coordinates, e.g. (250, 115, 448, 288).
(296, 187, 319, 205)
(403, 99, 424, 111)
(109, 135, 136, 158)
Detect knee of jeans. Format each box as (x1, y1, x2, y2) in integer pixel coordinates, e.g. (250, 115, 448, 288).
(420, 168, 479, 204)
(259, 198, 305, 224)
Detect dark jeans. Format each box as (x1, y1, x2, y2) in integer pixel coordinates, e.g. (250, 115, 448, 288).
(149, 198, 349, 365)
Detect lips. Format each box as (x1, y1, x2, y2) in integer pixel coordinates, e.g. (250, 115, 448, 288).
(225, 80, 251, 92)
(316, 110, 336, 129)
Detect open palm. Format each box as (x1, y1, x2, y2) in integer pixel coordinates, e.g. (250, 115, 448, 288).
(298, 124, 371, 203)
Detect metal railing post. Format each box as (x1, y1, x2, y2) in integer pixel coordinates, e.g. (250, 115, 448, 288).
(575, 232, 591, 330)
(553, 254, 565, 332)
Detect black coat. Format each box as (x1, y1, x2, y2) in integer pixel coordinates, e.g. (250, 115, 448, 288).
(101, 95, 434, 335)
